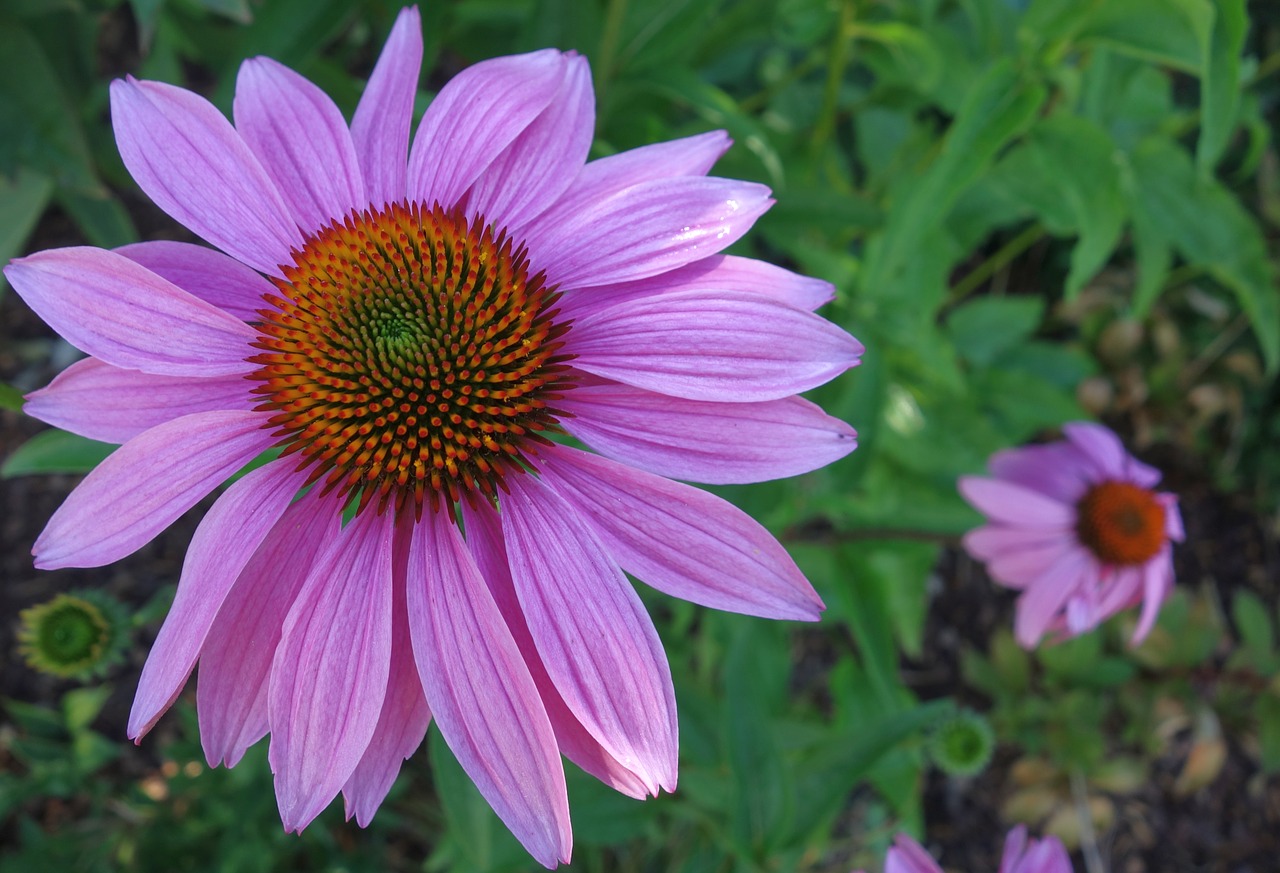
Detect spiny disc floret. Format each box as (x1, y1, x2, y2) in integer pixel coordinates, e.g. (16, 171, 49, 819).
(248, 202, 570, 516)
(1075, 480, 1166, 566)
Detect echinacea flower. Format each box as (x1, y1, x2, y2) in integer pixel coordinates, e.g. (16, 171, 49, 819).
(855, 827, 1073, 873)
(958, 422, 1182, 649)
(5, 7, 862, 867)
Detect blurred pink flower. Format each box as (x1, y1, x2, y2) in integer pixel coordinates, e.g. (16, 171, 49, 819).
(5, 6, 862, 867)
(855, 827, 1073, 873)
(959, 422, 1182, 648)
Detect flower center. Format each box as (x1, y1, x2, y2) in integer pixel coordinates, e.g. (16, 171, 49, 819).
(1074, 480, 1166, 565)
(248, 202, 571, 517)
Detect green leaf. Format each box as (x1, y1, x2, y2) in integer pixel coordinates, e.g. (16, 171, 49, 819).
(946, 296, 1045, 367)
(61, 686, 112, 734)
(0, 383, 24, 412)
(1232, 589, 1274, 654)
(990, 115, 1127, 297)
(863, 59, 1047, 301)
(1077, 0, 1213, 73)
(1197, 0, 1246, 173)
(0, 25, 97, 191)
(1258, 694, 1280, 773)
(1128, 137, 1280, 372)
(1, 429, 116, 478)
(55, 187, 138, 249)
(0, 169, 53, 294)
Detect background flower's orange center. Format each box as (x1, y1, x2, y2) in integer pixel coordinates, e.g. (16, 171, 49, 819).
(1075, 480, 1166, 565)
(248, 202, 570, 516)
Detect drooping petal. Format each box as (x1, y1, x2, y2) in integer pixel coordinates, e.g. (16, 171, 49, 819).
(529, 130, 730, 230)
(461, 501, 652, 799)
(407, 49, 567, 212)
(269, 508, 395, 832)
(25, 357, 251, 445)
(406, 509, 571, 868)
(36, 410, 272, 570)
(197, 490, 338, 768)
(1161, 493, 1185, 542)
(566, 290, 862, 402)
(500, 473, 678, 795)
(885, 833, 944, 873)
(560, 383, 856, 484)
(957, 476, 1076, 528)
(5, 248, 256, 378)
(128, 458, 300, 738)
(1061, 422, 1128, 481)
(1014, 547, 1093, 648)
(234, 57, 365, 231)
(110, 77, 303, 275)
(987, 442, 1094, 504)
(998, 825, 1029, 873)
(116, 240, 277, 322)
(1131, 551, 1174, 644)
(466, 53, 593, 231)
(342, 515, 432, 827)
(524, 177, 773, 289)
(556, 253, 834, 321)
(537, 445, 823, 620)
(350, 6, 423, 208)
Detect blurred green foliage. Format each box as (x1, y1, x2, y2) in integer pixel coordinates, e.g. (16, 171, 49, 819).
(2, 0, 1279, 869)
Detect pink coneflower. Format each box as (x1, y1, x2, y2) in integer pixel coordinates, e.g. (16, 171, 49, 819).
(5, 6, 861, 867)
(856, 827, 1073, 873)
(959, 422, 1182, 649)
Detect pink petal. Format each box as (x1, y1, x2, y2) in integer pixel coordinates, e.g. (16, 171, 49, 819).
(1131, 551, 1174, 644)
(36, 409, 273, 571)
(988, 443, 1093, 504)
(5, 248, 256, 377)
(982, 536, 1076, 590)
(24, 357, 250, 445)
(1061, 422, 1128, 480)
(500, 473, 678, 795)
(116, 240, 277, 323)
(128, 458, 300, 738)
(407, 49, 567, 212)
(407, 509, 571, 868)
(269, 508, 396, 832)
(565, 290, 862, 402)
(197, 490, 338, 767)
(533, 130, 730, 229)
(958, 476, 1076, 528)
(1161, 493, 1185, 541)
(342, 515, 432, 827)
(557, 254, 834, 322)
(524, 177, 773, 289)
(234, 57, 365, 231)
(886, 833, 944, 873)
(998, 826, 1028, 873)
(110, 77, 303, 275)
(466, 53, 593, 231)
(560, 383, 856, 484)
(962, 525, 1072, 563)
(537, 445, 823, 620)
(350, 6, 423, 208)
(461, 501, 652, 799)
(1014, 547, 1094, 648)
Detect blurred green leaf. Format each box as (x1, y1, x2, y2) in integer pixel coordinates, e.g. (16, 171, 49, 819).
(1232, 589, 1274, 654)
(1259, 694, 1280, 773)
(1078, 0, 1212, 72)
(1, 429, 116, 478)
(0, 24, 97, 191)
(0, 382, 24, 411)
(426, 729, 523, 871)
(0, 169, 53, 294)
(1129, 137, 1280, 372)
(947, 296, 1045, 367)
(61, 686, 112, 735)
(56, 187, 138, 249)
(1198, 0, 1246, 173)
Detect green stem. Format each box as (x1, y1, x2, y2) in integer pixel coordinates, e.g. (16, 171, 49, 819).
(948, 223, 1045, 303)
(596, 0, 630, 107)
(810, 0, 855, 170)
